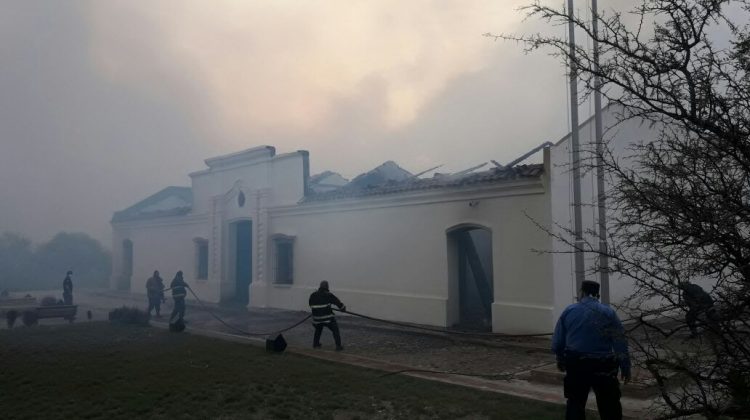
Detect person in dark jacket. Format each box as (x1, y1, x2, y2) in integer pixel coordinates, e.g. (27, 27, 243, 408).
(62, 271, 73, 305)
(169, 271, 188, 328)
(552, 280, 631, 420)
(677, 282, 716, 337)
(146, 270, 166, 317)
(309, 281, 346, 351)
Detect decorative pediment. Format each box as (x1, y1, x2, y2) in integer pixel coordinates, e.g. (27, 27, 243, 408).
(223, 180, 245, 203)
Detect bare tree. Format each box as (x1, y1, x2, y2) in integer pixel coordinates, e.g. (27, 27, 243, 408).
(497, 0, 750, 417)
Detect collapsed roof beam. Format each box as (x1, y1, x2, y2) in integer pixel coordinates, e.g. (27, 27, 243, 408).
(504, 141, 554, 168)
(449, 162, 488, 178)
(412, 164, 444, 178)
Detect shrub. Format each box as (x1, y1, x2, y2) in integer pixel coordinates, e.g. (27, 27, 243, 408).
(22, 310, 38, 327)
(6, 310, 18, 328)
(108, 306, 150, 326)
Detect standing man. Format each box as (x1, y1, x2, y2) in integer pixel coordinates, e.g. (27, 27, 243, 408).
(169, 271, 188, 330)
(62, 271, 73, 305)
(309, 280, 346, 351)
(677, 281, 715, 338)
(145, 270, 166, 318)
(552, 280, 631, 420)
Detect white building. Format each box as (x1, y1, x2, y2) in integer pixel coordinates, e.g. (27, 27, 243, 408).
(549, 105, 659, 322)
(110, 106, 656, 333)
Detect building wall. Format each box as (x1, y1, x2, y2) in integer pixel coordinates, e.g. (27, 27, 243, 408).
(111, 147, 309, 304)
(110, 216, 216, 301)
(257, 179, 554, 334)
(549, 106, 659, 320)
(111, 146, 556, 333)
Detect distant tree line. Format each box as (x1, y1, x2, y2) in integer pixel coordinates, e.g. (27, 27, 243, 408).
(0, 231, 111, 291)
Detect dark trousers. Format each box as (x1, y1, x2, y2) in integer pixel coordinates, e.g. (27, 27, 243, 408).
(564, 355, 622, 420)
(170, 298, 185, 324)
(313, 320, 342, 348)
(147, 297, 162, 316)
(63, 293, 73, 305)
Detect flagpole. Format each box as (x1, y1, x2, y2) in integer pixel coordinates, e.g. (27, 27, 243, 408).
(591, 0, 610, 303)
(568, 0, 586, 293)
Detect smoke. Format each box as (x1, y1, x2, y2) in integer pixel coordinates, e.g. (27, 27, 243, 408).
(0, 0, 614, 244)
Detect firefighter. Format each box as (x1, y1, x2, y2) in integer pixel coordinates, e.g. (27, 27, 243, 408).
(169, 271, 188, 329)
(309, 280, 346, 351)
(145, 270, 166, 317)
(677, 282, 716, 337)
(62, 271, 73, 305)
(552, 280, 631, 420)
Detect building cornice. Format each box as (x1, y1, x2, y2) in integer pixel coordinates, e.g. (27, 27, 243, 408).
(204, 145, 275, 169)
(111, 213, 209, 230)
(269, 178, 545, 217)
(112, 176, 545, 225)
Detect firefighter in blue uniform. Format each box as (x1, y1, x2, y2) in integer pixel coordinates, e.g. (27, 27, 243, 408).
(552, 280, 631, 420)
(169, 271, 188, 329)
(309, 281, 346, 351)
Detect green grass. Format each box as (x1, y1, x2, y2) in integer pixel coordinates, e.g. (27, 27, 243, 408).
(0, 323, 563, 419)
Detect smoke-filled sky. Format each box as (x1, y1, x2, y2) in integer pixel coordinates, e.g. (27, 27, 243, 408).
(1, 1, 605, 246)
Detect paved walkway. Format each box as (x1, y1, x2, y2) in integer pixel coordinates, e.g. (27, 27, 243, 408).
(8, 289, 660, 418)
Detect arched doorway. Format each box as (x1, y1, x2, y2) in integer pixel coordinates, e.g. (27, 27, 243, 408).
(228, 220, 252, 305)
(447, 225, 494, 331)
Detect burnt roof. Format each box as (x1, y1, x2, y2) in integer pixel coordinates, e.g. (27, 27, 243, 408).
(303, 164, 544, 203)
(309, 170, 339, 183)
(347, 160, 413, 189)
(112, 186, 192, 223)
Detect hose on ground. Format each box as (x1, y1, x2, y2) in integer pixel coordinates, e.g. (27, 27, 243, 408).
(184, 286, 311, 337)
(334, 308, 553, 338)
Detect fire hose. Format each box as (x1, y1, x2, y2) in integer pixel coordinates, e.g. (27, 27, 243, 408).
(184, 285, 311, 336)
(181, 285, 553, 339)
(172, 286, 558, 381)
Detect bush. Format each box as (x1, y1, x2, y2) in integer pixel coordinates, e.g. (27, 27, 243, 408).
(6, 310, 18, 328)
(22, 310, 38, 327)
(108, 306, 150, 326)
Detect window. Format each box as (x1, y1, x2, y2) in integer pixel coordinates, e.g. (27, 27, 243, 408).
(274, 236, 294, 284)
(195, 239, 209, 280)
